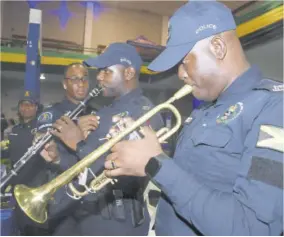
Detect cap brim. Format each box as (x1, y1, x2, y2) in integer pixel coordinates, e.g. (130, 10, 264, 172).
(148, 42, 195, 72)
(19, 98, 36, 104)
(84, 53, 115, 69)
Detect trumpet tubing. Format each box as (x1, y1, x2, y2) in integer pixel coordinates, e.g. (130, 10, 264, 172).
(14, 85, 193, 224)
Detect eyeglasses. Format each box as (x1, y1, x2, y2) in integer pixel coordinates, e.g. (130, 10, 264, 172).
(65, 76, 89, 84)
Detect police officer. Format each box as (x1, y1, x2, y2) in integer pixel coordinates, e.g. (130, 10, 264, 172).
(104, 1, 283, 236)
(8, 92, 45, 186)
(37, 62, 95, 234)
(38, 62, 94, 169)
(8, 92, 50, 235)
(49, 43, 164, 235)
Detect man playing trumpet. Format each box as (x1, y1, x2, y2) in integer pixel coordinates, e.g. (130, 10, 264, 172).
(46, 43, 164, 235)
(104, 1, 283, 236)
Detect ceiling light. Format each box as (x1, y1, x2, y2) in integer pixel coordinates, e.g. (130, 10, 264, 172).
(40, 73, 46, 80)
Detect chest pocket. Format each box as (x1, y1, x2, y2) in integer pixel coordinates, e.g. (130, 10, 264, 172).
(192, 127, 232, 148)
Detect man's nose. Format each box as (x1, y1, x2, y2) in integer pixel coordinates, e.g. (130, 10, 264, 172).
(178, 65, 188, 81)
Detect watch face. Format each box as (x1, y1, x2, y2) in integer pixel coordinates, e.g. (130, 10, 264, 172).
(146, 157, 161, 178)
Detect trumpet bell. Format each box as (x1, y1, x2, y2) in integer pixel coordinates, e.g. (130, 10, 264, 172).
(14, 185, 48, 224)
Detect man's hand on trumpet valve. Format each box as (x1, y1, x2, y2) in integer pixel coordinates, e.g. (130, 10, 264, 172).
(78, 114, 100, 139)
(51, 116, 85, 151)
(104, 125, 163, 177)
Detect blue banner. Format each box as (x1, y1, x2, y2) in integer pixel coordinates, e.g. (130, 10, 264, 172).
(24, 13, 41, 102)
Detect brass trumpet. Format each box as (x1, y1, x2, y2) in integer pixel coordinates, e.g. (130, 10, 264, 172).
(13, 85, 193, 224)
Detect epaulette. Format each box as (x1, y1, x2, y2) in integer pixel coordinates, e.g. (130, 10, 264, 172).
(254, 79, 283, 92)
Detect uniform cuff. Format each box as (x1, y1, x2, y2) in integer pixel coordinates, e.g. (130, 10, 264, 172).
(76, 140, 87, 159)
(152, 159, 203, 208)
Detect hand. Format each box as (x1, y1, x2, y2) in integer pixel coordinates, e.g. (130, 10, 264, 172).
(40, 140, 60, 163)
(51, 116, 84, 151)
(104, 126, 163, 177)
(78, 115, 100, 139)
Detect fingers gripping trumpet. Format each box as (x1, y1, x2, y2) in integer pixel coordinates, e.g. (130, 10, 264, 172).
(13, 85, 193, 224)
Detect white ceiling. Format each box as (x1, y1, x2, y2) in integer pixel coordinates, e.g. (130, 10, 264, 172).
(103, 1, 252, 17)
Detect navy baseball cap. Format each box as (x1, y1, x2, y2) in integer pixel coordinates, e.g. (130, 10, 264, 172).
(18, 91, 38, 105)
(84, 43, 143, 72)
(148, 0, 236, 72)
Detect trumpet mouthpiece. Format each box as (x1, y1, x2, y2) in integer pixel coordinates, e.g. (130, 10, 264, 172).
(167, 85, 193, 104)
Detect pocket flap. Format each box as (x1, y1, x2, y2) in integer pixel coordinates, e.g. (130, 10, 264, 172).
(192, 128, 232, 148)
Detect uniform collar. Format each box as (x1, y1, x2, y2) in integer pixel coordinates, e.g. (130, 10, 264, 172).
(61, 98, 79, 111)
(112, 88, 143, 106)
(216, 65, 262, 105)
(20, 117, 37, 128)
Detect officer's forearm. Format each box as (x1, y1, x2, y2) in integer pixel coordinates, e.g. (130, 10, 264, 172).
(152, 159, 281, 235)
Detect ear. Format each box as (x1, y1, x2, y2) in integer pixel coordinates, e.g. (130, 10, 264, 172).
(62, 80, 67, 90)
(124, 67, 136, 81)
(209, 36, 227, 60)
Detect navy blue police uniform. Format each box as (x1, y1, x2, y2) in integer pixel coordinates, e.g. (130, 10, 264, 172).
(36, 98, 94, 170)
(50, 88, 164, 236)
(144, 1, 284, 235)
(48, 43, 165, 236)
(36, 98, 95, 234)
(151, 66, 283, 236)
(8, 93, 50, 235)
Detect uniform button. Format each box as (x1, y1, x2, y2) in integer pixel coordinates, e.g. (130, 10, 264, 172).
(80, 201, 84, 204)
(202, 123, 207, 127)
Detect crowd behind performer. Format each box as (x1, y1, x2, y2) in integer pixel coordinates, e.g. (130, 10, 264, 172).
(43, 43, 164, 235)
(103, 1, 283, 236)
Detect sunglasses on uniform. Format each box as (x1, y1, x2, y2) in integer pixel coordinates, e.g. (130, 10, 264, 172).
(65, 76, 89, 84)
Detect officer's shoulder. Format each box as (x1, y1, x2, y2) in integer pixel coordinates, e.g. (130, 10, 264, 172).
(254, 79, 283, 94)
(133, 95, 154, 112)
(11, 124, 21, 131)
(253, 79, 283, 115)
(36, 103, 61, 124)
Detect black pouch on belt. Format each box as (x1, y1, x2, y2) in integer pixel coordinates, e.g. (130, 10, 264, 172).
(111, 189, 126, 222)
(131, 188, 145, 227)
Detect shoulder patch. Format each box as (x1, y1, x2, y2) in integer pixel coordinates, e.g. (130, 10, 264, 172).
(256, 125, 284, 153)
(254, 79, 283, 92)
(38, 111, 53, 123)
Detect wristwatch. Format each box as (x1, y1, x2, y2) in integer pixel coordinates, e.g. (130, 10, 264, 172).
(145, 153, 168, 178)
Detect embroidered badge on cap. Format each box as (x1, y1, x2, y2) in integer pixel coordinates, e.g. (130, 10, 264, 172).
(38, 112, 53, 123)
(216, 102, 243, 124)
(24, 91, 30, 97)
